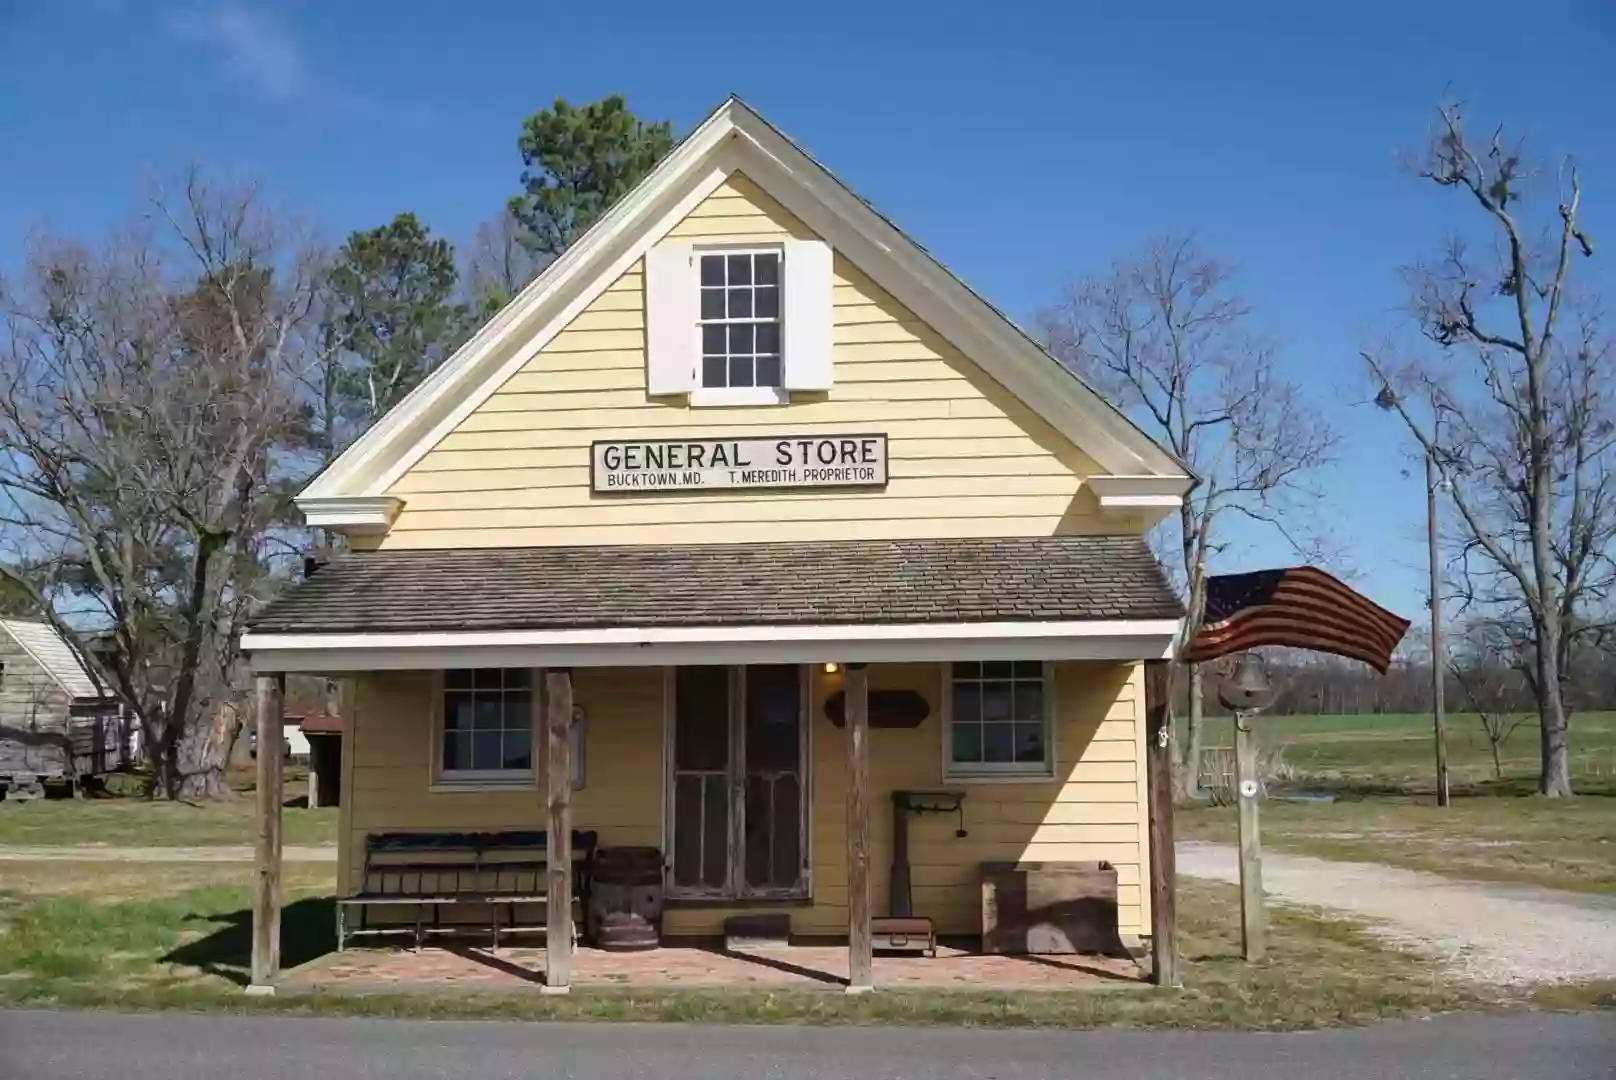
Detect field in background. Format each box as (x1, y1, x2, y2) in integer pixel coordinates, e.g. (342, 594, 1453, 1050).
(1192, 710, 1616, 795)
(0, 797, 339, 849)
(1179, 710, 1616, 893)
(0, 768, 337, 849)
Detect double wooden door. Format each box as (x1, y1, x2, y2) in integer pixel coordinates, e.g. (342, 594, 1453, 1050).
(667, 665, 809, 899)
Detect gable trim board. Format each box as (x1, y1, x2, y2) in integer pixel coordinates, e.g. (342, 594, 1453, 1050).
(298, 97, 1190, 530)
(0, 619, 103, 700)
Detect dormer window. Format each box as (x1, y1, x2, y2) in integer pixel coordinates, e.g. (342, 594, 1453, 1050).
(647, 238, 832, 404)
(700, 250, 783, 395)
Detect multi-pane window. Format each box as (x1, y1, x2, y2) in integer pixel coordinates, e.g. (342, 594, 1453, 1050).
(441, 668, 533, 776)
(699, 250, 782, 390)
(947, 661, 1050, 776)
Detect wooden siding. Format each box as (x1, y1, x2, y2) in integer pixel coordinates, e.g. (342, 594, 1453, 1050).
(0, 627, 117, 779)
(340, 661, 1149, 938)
(0, 632, 78, 777)
(368, 172, 1131, 550)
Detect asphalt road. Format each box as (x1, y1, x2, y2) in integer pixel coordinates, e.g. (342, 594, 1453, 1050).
(1, 1009, 1612, 1080)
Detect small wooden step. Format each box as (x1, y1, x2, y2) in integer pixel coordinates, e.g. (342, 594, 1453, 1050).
(724, 913, 791, 950)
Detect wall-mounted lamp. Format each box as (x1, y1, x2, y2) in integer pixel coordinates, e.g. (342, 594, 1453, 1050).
(823, 663, 840, 674)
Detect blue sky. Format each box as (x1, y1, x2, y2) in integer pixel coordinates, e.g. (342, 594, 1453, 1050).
(2, 0, 1612, 617)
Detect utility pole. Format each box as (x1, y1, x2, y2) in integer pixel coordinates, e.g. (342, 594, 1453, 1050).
(1427, 451, 1451, 808)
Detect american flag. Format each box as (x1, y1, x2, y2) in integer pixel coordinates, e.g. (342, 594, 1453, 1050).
(1181, 566, 1410, 673)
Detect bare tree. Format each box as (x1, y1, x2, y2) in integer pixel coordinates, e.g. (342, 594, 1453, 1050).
(0, 170, 331, 799)
(464, 207, 546, 318)
(1364, 102, 1608, 796)
(1042, 236, 1338, 797)
(1448, 618, 1533, 781)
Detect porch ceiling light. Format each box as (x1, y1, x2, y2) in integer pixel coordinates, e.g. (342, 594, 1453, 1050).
(823, 662, 840, 674)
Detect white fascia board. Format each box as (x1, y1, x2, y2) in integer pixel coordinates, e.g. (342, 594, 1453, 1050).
(295, 495, 403, 534)
(242, 619, 1182, 672)
(1086, 475, 1195, 510)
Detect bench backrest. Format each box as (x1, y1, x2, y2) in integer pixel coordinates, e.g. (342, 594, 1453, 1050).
(359, 829, 598, 898)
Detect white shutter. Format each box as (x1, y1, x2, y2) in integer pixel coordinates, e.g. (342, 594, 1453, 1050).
(781, 239, 833, 391)
(646, 244, 697, 395)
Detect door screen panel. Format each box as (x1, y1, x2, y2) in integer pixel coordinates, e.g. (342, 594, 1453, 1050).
(742, 664, 805, 893)
(672, 666, 731, 892)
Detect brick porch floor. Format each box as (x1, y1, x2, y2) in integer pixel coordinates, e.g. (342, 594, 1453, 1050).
(289, 941, 1141, 991)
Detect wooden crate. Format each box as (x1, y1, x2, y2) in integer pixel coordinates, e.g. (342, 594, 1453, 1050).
(980, 861, 1122, 955)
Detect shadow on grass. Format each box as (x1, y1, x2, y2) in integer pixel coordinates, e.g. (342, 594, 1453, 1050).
(163, 898, 336, 986)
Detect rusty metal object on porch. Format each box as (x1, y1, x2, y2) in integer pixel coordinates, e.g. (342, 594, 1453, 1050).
(336, 829, 597, 952)
(588, 846, 664, 952)
(873, 790, 966, 957)
(980, 861, 1124, 955)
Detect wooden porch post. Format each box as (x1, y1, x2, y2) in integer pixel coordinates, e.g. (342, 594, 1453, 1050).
(844, 662, 873, 994)
(543, 669, 574, 994)
(248, 673, 284, 995)
(1144, 660, 1180, 987)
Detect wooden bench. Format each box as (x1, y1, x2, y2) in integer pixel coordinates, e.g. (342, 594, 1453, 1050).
(336, 829, 598, 951)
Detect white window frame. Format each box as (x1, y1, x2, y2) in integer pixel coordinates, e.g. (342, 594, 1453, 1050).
(428, 668, 585, 792)
(691, 243, 788, 408)
(939, 661, 1057, 783)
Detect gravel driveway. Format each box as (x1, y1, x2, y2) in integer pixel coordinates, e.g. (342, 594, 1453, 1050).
(1177, 840, 1616, 984)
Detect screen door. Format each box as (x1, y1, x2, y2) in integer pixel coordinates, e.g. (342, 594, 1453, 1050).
(668, 665, 808, 899)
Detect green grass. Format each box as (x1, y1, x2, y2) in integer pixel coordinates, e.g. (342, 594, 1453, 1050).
(1194, 709, 1616, 794)
(1179, 709, 1616, 894)
(0, 795, 338, 849)
(0, 855, 1505, 1029)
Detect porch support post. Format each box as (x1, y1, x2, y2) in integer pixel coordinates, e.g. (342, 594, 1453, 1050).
(248, 673, 285, 996)
(543, 668, 575, 994)
(844, 662, 873, 994)
(1144, 660, 1180, 987)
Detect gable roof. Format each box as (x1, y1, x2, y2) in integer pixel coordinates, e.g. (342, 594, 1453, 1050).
(299, 97, 1190, 524)
(0, 619, 104, 699)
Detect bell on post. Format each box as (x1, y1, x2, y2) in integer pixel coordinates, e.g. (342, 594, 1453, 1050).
(1217, 652, 1277, 714)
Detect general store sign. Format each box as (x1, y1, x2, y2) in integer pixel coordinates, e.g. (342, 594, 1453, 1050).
(591, 434, 888, 493)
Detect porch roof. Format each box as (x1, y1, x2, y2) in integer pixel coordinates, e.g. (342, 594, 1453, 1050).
(243, 537, 1182, 671)
(251, 536, 1181, 634)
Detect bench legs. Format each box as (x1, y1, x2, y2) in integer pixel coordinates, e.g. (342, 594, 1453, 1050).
(330, 900, 576, 953)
